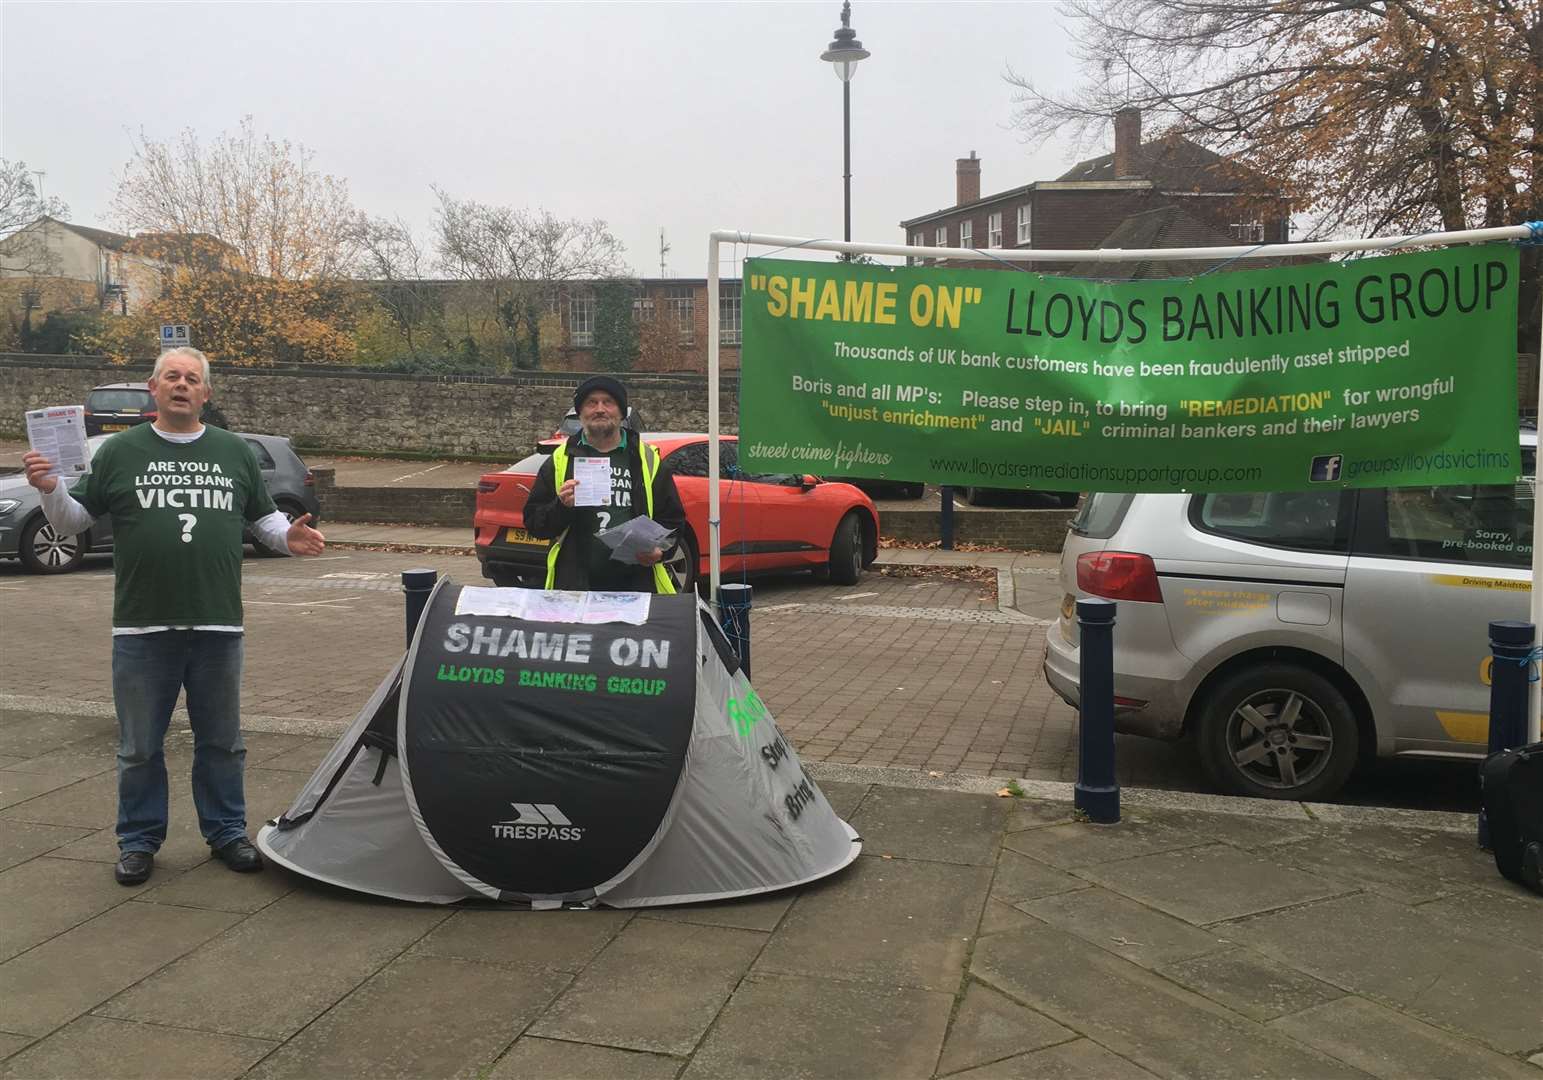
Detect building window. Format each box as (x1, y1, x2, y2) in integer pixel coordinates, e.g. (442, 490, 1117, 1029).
(568, 295, 595, 347)
(988, 212, 1002, 247)
(666, 285, 695, 345)
(1016, 205, 1032, 244)
(632, 297, 656, 322)
(1230, 219, 1266, 243)
(960, 220, 973, 249)
(910, 232, 923, 248)
(935, 225, 947, 246)
(720, 283, 741, 345)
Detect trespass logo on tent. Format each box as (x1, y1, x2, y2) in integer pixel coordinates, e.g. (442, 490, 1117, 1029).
(738, 246, 1521, 493)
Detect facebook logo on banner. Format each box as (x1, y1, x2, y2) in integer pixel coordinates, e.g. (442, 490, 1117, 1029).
(1309, 455, 1343, 483)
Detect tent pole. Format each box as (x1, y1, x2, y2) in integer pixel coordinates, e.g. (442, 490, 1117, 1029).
(1531, 314, 1542, 743)
(707, 234, 722, 606)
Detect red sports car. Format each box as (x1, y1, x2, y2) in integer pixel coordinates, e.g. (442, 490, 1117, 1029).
(474, 433, 879, 591)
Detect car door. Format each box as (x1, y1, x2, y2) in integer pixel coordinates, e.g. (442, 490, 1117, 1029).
(1342, 480, 1533, 755)
(721, 445, 833, 572)
(662, 439, 754, 576)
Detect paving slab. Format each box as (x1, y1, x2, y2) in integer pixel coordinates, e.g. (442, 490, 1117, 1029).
(1137, 807, 1322, 850)
(1235, 891, 1543, 1055)
(1017, 886, 1234, 970)
(980, 897, 1039, 937)
(488, 1037, 683, 1080)
(1271, 835, 1470, 905)
(0, 900, 239, 1036)
(971, 922, 1366, 1080)
(1412, 888, 1543, 954)
(248, 738, 333, 775)
(0, 1036, 31, 1061)
(1268, 996, 1540, 1079)
(681, 971, 953, 1080)
(0, 855, 143, 962)
(135, 858, 298, 914)
(1004, 798, 1080, 833)
(1156, 947, 1347, 1022)
(245, 953, 569, 1079)
(96, 889, 451, 1041)
(755, 855, 990, 992)
(847, 787, 1008, 866)
(411, 907, 633, 973)
(947, 1038, 1162, 1080)
(0, 770, 117, 829)
(989, 849, 1087, 906)
(0, 710, 114, 758)
(527, 918, 765, 1056)
(0, 820, 91, 872)
(1074, 843, 1349, 926)
(640, 890, 797, 933)
(0, 738, 116, 784)
(812, 778, 870, 820)
(0, 770, 83, 812)
(0, 1014, 274, 1080)
(936, 979, 1075, 1075)
(1001, 815, 1207, 870)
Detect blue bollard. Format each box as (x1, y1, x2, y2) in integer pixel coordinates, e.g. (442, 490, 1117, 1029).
(402, 569, 437, 648)
(1075, 597, 1121, 824)
(1479, 619, 1533, 850)
(940, 486, 956, 551)
(718, 583, 753, 678)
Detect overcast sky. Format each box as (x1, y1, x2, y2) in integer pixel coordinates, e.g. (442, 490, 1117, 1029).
(3, 1, 1090, 278)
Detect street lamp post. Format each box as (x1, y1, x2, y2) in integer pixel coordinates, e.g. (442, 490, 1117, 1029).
(820, 1, 869, 243)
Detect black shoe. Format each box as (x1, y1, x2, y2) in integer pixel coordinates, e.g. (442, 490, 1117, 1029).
(115, 850, 154, 886)
(212, 836, 264, 873)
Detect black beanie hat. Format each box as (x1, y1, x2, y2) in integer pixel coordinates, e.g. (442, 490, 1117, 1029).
(573, 375, 628, 415)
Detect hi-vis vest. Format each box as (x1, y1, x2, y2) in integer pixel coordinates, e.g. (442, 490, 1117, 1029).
(546, 440, 677, 594)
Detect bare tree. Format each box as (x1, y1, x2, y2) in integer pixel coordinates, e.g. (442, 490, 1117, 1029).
(348, 214, 438, 357)
(431, 189, 629, 367)
(0, 160, 70, 277)
(1006, 0, 1540, 239)
(111, 117, 356, 279)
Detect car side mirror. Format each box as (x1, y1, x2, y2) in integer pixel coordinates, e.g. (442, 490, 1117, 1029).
(800, 474, 820, 491)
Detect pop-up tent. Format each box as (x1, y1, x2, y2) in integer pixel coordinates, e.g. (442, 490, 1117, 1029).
(257, 580, 860, 907)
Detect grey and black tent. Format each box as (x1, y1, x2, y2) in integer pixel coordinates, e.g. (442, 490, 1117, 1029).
(257, 580, 860, 907)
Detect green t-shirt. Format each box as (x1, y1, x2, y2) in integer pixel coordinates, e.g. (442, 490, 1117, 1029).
(73, 424, 276, 628)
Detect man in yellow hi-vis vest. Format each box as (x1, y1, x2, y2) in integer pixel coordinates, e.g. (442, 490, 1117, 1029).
(524, 375, 686, 593)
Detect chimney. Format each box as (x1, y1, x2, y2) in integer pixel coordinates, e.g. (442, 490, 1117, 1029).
(955, 151, 980, 206)
(1113, 108, 1142, 178)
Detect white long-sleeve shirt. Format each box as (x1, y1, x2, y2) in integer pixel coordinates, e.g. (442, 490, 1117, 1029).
(38, 425, 293, 634)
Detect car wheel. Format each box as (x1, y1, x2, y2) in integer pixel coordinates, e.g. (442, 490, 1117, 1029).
(19, 515, 86, 574)
(1195, 663, 1359, 801)
(665, 530, 699, 594)
(965, 487, 988, 506)
(253, 499, 305, 557)
(826, 513, 863, 586)
(1056, 492, 1081, 509)
(900, 482, 925, 500)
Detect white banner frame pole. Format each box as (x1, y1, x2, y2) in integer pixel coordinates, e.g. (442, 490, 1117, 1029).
(706, 223, 1540, 736)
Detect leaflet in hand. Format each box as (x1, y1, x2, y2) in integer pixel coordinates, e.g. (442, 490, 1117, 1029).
(25, 406, 91, 479)
(597, 516, 674, 565)
(573, 456, 612, 507)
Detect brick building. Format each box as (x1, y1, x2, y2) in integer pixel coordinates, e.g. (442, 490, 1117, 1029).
(555, 278, 742, 373)
(899, 109, 1291, 271)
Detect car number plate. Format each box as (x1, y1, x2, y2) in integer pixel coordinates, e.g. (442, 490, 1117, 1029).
(505, 527, 548, 545)
(101, 424, 130, 431)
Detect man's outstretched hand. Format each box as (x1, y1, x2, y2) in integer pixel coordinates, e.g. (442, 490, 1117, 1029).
(20, 451, 59, 494)
(286, 513, 326, 556)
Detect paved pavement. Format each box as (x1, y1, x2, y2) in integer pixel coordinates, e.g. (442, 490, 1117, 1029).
(1, 709, 1538, 1079)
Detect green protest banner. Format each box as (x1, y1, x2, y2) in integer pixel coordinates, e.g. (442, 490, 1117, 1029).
(738, 246, 1520, 492)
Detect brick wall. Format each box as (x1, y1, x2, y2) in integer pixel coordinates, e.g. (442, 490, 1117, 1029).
(311, 468, 478, 526)
(0, 357, 741, 457)
(879, 507, 1074, 551)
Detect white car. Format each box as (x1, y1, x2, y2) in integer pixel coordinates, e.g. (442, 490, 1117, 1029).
(1043, 427, 1536, 801)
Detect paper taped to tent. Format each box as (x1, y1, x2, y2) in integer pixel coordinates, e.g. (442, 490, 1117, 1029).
(257, 580, 861, 908)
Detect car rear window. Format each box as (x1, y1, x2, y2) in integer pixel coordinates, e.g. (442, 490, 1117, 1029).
(1363, 483, 1534, 568)
(88, 389, 153, 411)
(243, 439, 277, 470)
(1191, 491, 1351, 552)
(1069, 493, 1133, 539)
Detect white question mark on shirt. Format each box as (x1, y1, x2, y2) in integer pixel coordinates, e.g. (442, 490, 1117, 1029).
(178, 513, 197, 543)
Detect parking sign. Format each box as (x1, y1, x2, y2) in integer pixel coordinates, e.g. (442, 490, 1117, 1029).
(160, 324, 190, 348)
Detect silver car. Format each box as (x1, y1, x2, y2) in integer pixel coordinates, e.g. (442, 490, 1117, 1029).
(0, 431, 321, 573)
(1043, 430, 1536, 801)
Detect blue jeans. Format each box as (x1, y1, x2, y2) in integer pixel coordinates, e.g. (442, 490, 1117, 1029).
(112, 631, 247, 853)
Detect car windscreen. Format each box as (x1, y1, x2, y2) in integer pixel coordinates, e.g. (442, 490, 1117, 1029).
(87, 389, 153, 411)
(1069, 493, 1133, 539)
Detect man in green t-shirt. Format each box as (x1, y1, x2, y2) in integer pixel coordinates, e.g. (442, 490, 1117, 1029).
(22, 348, 326, 886)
